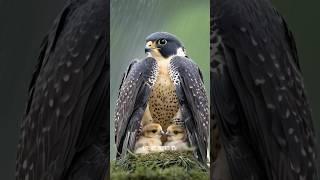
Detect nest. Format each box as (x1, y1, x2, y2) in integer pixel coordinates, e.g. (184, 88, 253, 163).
(111, 151, 209, 180)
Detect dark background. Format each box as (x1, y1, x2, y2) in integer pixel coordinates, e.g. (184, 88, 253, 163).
(0, 0, 319, 179)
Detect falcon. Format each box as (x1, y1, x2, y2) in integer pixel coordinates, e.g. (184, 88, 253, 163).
(16, 0, 109, 179)
(211, 0, 318, 179)
(114, 32, 209, 164)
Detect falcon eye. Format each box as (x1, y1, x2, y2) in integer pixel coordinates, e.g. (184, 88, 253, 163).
(152, 129, 157, 133)
(173, 130, 179, 134)
(157, 39, 167, 45)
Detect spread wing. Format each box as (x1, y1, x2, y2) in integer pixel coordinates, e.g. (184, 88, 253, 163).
(114, 57, 157, 158)
(170, 56, 209, 164)
(212, 0, 317, 179)
(16, 0, 109, 179)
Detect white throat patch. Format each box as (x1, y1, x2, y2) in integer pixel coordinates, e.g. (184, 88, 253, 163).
(176, 47, 186, 56)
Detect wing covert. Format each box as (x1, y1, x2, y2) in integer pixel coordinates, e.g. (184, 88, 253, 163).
(212, 0, 317, 179)
(170, 56, 209, 163)
(114, 57, 158, 157)
(16, 0, 109, 179)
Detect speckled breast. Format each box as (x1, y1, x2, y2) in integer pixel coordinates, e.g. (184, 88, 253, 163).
(148, 72, 179, 130)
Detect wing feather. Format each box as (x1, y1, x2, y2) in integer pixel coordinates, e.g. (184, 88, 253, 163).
(16, 0, 109, 179)
(170, 56, 209, 163)
(114, 57, 157, 157)
(212, 0, 317, 179)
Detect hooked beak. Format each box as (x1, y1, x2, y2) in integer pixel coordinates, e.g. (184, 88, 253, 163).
(145, 47, 151, 53)
(145, 41, 158, 53)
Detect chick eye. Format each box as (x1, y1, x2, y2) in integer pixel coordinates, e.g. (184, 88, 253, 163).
(152, 130, 157, 133)
(173, 130, 179, 134)
(157, 39, 167, 45)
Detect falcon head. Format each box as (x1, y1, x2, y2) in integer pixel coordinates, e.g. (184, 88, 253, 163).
(145, 32, 186, 59)
(165, 124, 186, 142)
(142, 123, 164, 138)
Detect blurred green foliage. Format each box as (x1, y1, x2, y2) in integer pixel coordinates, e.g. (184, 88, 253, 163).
(110, 0, 210, 159)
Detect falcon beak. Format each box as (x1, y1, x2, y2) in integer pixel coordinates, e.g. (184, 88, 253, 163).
(145, 41, 158, 53)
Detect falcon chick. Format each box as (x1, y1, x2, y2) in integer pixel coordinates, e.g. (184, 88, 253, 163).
(134, 123, 164, 154)
(164, 124, 193, 151)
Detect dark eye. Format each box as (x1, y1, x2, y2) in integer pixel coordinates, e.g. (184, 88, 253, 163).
(173, 130, 179, 134)
(152, 129, 157, 133)
(157, 39, 167, 45)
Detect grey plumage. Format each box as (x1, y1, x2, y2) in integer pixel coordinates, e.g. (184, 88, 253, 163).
(170, 56, 209, 163)
(16, 0, 109, 179)
(115, 58, 157, 157)
(211, 0, 318, 179)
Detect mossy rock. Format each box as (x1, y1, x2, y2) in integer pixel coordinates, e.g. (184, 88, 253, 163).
(111, 151, 209, 180)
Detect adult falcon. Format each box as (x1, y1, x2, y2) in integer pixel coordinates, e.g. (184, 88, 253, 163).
(114, 32, 209, 164)
(211, 0, 318, 179)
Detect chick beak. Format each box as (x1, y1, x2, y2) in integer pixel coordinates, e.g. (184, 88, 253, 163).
(160, 130, 165, 135)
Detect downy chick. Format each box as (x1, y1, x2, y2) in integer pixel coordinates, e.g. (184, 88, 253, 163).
(164, 124, 193, 151)
(134, 123, 164, 154)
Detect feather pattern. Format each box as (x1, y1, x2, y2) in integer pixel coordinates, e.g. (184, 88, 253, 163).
(16, 0, 109, 179)
(114, 58, 157, 158)
(211, 0, 318, 179)
(170, 56, 209, 164)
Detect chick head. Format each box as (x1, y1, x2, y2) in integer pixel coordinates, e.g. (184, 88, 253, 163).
(142, 123, 164, 138)
(166, 124, 186, 142)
